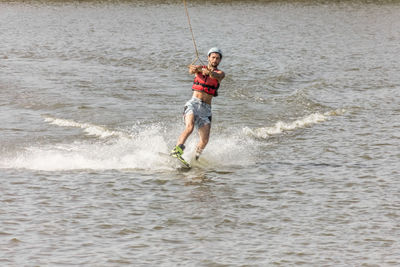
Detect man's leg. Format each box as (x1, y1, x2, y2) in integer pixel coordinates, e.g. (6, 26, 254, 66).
(171, 113, 195, 157)
(195, 123, 211, 159)
(177, 113, 195, 146)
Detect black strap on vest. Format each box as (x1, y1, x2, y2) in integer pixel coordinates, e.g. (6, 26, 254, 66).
(193, 82, 220, 90)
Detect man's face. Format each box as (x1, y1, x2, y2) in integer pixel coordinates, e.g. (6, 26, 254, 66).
(208, 53, 221, 68)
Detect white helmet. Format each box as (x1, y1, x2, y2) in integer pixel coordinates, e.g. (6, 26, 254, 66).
(208, 47, 223, 59)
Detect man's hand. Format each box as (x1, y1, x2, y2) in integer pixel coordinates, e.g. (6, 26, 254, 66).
(188, 65, 202, 74)
(201, 68, 211, 76)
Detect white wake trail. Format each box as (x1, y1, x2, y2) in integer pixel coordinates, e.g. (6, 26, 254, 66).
(44, 117, 129, 139)
(243, 109, 345, 139)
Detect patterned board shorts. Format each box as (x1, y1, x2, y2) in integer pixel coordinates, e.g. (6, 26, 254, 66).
(183, 97, 212, 129)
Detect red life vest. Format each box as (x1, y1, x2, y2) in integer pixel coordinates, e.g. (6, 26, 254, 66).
(192, 66, 220, 97)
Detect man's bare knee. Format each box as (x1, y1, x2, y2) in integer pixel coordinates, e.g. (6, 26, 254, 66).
(185, 124, 194, 135)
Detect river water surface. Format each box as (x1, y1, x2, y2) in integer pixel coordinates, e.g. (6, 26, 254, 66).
(1, 1, 400, 266)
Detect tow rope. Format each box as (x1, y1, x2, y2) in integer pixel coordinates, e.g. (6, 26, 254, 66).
(183, 0, 206, 66)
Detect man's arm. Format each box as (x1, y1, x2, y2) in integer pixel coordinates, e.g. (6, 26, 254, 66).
(188, 65, 225, 83)
(209, 70, 225, 82)
(201, 68, 225, 83)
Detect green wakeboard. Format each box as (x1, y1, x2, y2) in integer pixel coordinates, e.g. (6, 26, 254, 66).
(172, 154, 191, 169)
(159, 152, 191, 169)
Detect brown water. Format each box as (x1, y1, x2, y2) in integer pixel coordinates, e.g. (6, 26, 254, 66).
(1, 1, 400, 266)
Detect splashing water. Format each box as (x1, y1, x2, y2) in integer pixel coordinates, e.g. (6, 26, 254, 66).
(2, 118, 172, 171)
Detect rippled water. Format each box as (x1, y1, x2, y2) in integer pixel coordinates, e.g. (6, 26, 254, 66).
(1, 1, 400, 266)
